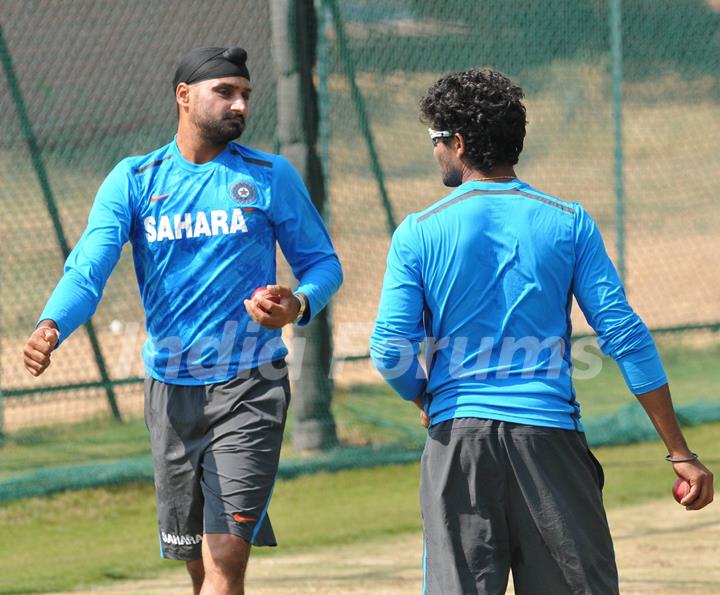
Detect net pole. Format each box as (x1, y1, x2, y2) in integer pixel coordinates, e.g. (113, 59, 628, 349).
(271, 0, 339, 450)
(0, 389, 4, 447)
(316, 0, 331, 219)
(609, 0, 626, 284)
(324, 0, 397, 234)
(0, 25, 122, 422)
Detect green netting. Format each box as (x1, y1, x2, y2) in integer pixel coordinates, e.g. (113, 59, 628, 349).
(1, 400, 718, 503)
(1, 0, 719, 495)
(584, 400, 720, 447)
(323, 0, 720, 355)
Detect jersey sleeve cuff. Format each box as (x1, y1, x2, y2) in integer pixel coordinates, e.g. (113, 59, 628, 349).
(615, 342, 668, 395)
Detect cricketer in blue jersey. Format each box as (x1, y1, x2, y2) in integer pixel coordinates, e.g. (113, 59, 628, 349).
(23, 47, 343, 595)
(370, 69, 713, 595)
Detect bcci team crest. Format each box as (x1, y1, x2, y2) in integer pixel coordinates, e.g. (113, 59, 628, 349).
(230, 181, 257, 204)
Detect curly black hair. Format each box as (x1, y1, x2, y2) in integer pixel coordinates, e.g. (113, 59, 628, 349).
(419, 69, 527, 171)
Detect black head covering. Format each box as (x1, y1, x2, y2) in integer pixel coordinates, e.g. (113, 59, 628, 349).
(173, 47, 250, 90)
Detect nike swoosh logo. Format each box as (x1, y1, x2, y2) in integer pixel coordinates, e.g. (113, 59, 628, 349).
(232, 513, 257, 523)
(150, 193, 170, 202)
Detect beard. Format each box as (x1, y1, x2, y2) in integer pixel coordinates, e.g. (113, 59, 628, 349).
(441, 162, 463, 187)
(195, 111, 246, 145)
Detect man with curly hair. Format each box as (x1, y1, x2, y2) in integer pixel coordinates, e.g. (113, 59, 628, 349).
(370, 69, 713, 594)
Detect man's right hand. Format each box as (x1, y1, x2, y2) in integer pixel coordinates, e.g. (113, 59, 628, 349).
(23, 321, 60, 377)
(413, 395, 430, 429)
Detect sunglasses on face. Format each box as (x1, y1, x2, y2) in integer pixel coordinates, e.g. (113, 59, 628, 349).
(428, 127, 453, 147)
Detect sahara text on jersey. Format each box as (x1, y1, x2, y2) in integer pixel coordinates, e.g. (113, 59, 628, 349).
(144, 208, 249, 242)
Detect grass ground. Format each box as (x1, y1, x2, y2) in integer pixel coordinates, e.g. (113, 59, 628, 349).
(1, 339, 719, 593)
(1, 422, 718, 594)
(44, 498, 718, 595)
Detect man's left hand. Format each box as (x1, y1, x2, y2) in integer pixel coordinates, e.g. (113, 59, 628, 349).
(244, 284, 300, 329)
(673, 459, 714, 510)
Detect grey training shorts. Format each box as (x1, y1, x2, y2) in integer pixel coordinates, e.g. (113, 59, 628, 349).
(421, 417, 619, 595)
(144, 360, 290, 560)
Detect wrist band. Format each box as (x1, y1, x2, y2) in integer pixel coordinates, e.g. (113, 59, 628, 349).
(665, 452, 698, 463)
(292, 292, 307, 324)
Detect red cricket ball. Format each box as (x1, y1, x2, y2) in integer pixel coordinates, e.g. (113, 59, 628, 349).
(251, 286, 281, 304)
(672, 478, 691, 504)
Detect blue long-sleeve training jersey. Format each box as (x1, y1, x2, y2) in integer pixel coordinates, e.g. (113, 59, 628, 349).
(40, 138, 343, 385)
(370, 179, 666, 431)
